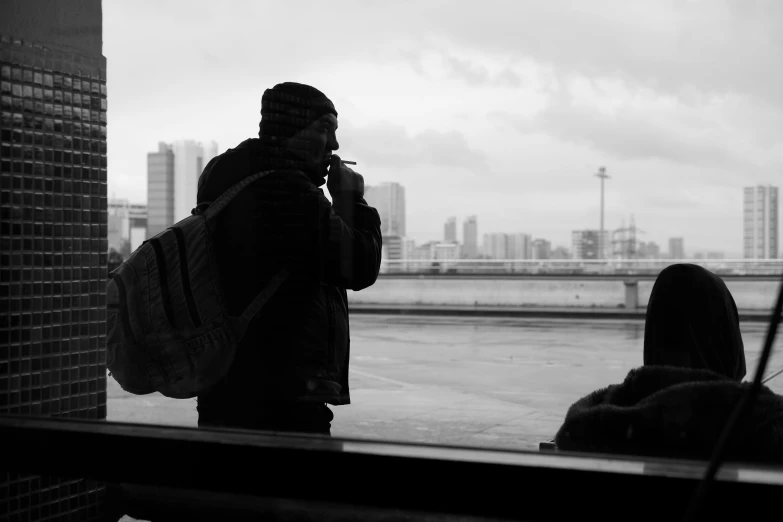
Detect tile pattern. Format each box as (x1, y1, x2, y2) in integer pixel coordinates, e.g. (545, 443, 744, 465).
(0, 34, 108, 522)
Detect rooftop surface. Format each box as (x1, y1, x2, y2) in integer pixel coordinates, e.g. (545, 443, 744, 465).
(107, 314, 783, 451)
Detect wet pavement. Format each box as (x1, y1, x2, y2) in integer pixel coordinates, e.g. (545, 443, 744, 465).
(106, 315, 783, 451)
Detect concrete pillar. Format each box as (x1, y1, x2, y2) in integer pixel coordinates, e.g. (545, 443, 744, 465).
(624, 280, 639, 309)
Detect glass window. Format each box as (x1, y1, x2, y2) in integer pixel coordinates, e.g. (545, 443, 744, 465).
(1, 3, 782, 488)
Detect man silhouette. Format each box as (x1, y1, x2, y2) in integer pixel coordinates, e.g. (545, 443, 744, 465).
(195, 82, 382, 435)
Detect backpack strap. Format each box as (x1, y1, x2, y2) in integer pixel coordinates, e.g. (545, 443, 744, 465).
(227, 267, 290, 340)
(199, 169, 277, 221)
(198, 169, 290, 339)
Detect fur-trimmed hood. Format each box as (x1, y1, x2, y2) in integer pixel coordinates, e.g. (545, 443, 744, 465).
(555, 365, 783, 463)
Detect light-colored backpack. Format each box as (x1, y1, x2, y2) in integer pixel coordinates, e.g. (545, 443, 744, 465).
(106, 170, 288, 398)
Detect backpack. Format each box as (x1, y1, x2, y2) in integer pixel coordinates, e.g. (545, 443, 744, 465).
(106, 170, 288, 399)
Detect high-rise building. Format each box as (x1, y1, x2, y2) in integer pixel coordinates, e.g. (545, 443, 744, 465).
(364, 182, 405, 236)
(147, 140, 217, 237)
(507, 233, 532, 259)
(147, 142, 174, 238)
(0, 0, 109, 518)
(462, 215, 478, 258)
(669, 237, 685, 260)
(172, 139, 218, 223)
(107, 208, 129, 255)
(551, 246, 571, 259)
(107, 198, 146, 256)
(482, 233, 507, 259)
(433, 242, 461, 264)
(531, 238, 552, 260)
(444, 216, 457, 243)
(572, 230, 607, 260)
(638, 241, 661, 259)
(380, 234, 405, 273)
(743, 185, 779, 259)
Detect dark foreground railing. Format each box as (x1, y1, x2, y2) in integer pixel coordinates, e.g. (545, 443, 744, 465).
(2, 415, 783, 521)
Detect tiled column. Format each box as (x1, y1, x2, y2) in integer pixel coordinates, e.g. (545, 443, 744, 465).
(0, 19, 108, 521)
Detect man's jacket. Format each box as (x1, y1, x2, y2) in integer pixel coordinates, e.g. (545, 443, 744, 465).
(194, 139, 382, 417)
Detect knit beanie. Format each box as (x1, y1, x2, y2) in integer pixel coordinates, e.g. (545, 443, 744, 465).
(258, 82, 337, 142)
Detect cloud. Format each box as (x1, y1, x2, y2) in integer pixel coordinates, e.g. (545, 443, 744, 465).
(493, 103, 769, 174)
(339, 121, 490, 173)
(419, 0, 783, 110)
(445, 55, 490, 86)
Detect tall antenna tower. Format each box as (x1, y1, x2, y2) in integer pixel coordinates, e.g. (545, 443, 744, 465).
(595, 166, 610, 259)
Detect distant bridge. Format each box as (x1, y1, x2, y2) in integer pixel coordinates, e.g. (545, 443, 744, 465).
(378, 259, 783, 278)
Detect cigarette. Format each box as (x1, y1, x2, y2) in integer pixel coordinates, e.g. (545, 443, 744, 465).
(341, 160, 357, 165)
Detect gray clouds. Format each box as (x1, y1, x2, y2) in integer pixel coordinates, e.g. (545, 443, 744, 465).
(420, 0, 783, 109)
(492, 102, 775, 176)
(339, 122, 490, 173)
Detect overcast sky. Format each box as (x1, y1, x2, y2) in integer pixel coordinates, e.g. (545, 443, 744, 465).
(103, 0, 782, 256)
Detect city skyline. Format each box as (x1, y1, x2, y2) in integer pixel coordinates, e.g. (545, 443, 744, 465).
(104, 1, 782, 257)
(125, 172, 780, 259)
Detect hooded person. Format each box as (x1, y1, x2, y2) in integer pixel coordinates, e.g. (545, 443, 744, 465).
(554, 264, 783, 463)
(194, 82, 382, 434)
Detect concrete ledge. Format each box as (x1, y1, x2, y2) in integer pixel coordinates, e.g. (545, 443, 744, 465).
(349, 303, 779, 323)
